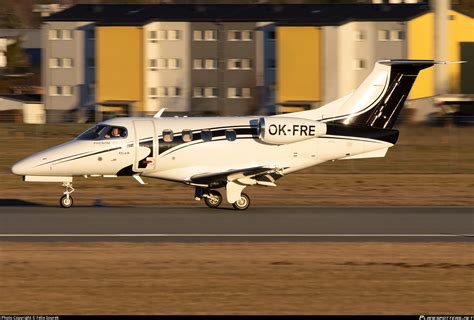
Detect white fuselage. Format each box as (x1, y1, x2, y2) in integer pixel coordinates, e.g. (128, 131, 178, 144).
(11, 116, 392, 183)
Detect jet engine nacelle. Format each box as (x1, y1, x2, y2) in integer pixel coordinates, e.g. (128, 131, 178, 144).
(258, 117, 327, 145)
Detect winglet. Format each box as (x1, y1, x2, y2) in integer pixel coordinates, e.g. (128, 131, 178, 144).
(153, 108, 167, 118)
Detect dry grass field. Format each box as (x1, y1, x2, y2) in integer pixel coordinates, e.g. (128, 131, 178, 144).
(0, 123, 473, 206)
(0, 242, 473, 315)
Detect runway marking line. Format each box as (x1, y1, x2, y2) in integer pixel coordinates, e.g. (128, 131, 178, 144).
(0, 234, 473, 237)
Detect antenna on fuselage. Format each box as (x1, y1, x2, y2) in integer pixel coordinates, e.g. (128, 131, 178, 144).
(153, 108, 167, 118)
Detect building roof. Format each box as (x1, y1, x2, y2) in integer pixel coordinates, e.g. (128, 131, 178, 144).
(45, 3, 431, 26)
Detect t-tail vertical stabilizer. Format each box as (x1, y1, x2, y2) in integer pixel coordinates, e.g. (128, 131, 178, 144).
(329, 60, 459, 129)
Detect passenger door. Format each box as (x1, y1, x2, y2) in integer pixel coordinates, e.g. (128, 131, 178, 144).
(133, 120, 156, 172)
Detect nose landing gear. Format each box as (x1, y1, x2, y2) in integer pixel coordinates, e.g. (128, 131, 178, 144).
(60, 182, 75, 208)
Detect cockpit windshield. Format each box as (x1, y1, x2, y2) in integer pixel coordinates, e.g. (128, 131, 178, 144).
(76, 125, 128, 140)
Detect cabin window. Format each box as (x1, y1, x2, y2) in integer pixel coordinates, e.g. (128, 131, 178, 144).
(163, 129, 174, 142)
(225, 129, 236, 141)
(182, 130, 193, 142)
(201, 129, 212, 141)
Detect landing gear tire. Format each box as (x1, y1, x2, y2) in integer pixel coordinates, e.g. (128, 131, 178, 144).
(204, 190, 222, 208)
(232, 193, 250, 211)
(60, 195, 73, 208)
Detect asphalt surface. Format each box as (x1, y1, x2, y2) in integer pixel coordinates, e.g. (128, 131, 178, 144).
(0, 206, 472, 242)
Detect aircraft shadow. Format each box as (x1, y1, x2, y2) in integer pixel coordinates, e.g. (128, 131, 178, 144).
(0, 199, 46, 207)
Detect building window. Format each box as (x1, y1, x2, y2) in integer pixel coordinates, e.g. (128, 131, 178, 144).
(193, 59, 203, 70)
(228, 59, 240, 70)
(193, 30, 203, 41)
(149, 59, 157, 70)
(168, 58, 181, 69)
(204, 87, 217, 97)
(241, 59, 251, 69)
(390, 30, 405, 41)
(157, 59, 167, 69)
(193, 87, 203, 97)
(354, 59, 366, 70)
(228, 30, 252, 41)
(242, 30, 252, 41)
(49, 58, 73, 68)
(228, 59, 251, 70)
(149, 87, 157, 97)
(163, 129, 174, 142)
(168, 30, 180, 40)
(63, 58, 73, 68)
(194, 59, 217, 70)
(193, 87, 217, 98)
(49, 29, 60, 40)
(193, 59, 202, 70)
(378, 30, 390, 41)
(50, 86, 73, 96)
(49, 86, 59, 95)
(182, 130, 193, 142)
(157, 87, 167, 97)
(228, 30, 241, 41)
(62, 85, 73, 96)
(228, 87, 251, 98)
(354, 30, 366, 41)
(49, 29, 73, 40)
(205, 59, 217, 69)
(194, 30, 217, 41)
(201, 129, 212, 141)
(62, 30, 72, 40)
(156, 87, 182, 97)
(49, 58, 60, 68)
(156, 30, 166, 41)
(172, 87, 182, 97)
(204, 30, 217, 41)
(225, 129, 236, 141)
(149, 30, 157, 42)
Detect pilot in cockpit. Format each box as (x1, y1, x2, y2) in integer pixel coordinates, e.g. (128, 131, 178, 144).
(104, 127, 121, 139)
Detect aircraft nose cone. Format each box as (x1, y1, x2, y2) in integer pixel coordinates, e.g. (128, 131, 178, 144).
(11, 155, 39, 176)
(11, 159, 27, 176)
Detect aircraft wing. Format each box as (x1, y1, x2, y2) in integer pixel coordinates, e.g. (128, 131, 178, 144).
(189, 166, 284, 187)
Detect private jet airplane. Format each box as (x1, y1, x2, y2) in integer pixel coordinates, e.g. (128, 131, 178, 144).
(11, 60, 452, 209)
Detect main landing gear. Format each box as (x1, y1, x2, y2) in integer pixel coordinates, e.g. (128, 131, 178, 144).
(197, 188, 251, 211)
(203, 190, 223, 208)
(232, 193, 250, 211)
(59, 182, 75, 208)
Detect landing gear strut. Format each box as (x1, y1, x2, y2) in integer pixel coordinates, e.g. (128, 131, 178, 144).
(60, 182, 75, 208)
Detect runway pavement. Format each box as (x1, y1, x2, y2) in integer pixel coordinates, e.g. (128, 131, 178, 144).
(0, 206, 472, 242)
